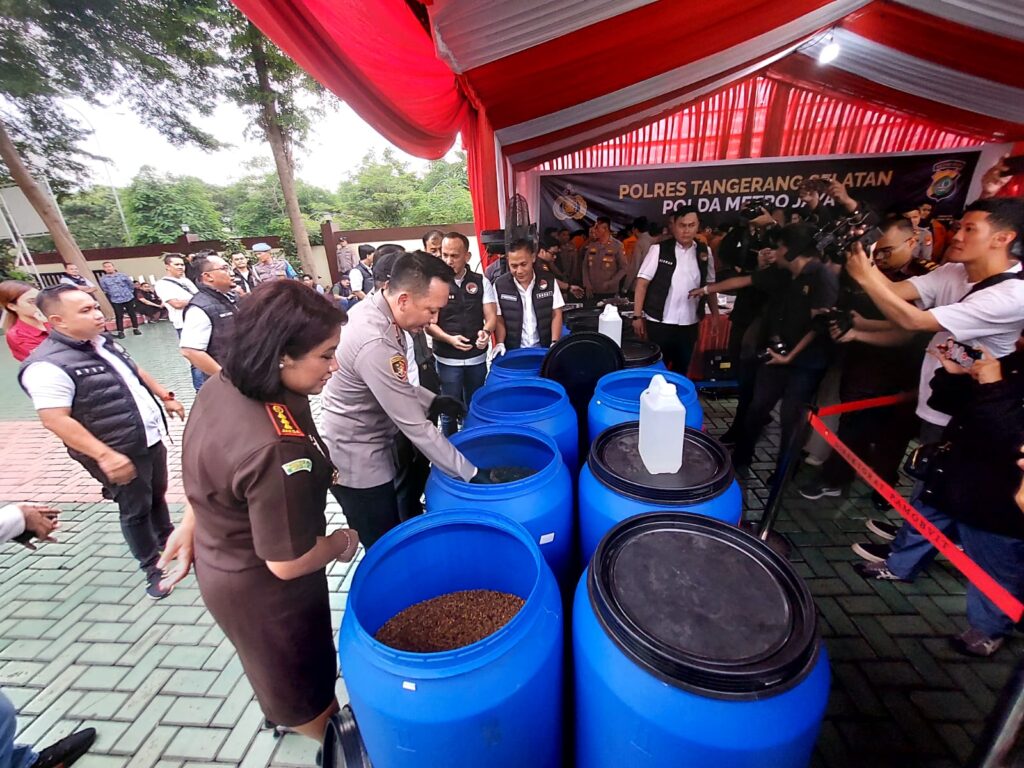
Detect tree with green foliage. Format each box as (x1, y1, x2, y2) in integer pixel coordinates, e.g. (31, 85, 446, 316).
(0, 0, 223, 310)
(336, 149, 425, 229)
(408, 154, 474, 225)
(61, 187, 130, 249)
(123, 166, 226, 245)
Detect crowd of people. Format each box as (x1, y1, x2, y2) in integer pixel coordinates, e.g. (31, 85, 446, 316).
(1, 157, 1024, 764)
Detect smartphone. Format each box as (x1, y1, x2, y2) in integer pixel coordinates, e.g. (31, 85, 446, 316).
(1001, 155, 1024, 177)
(947, 341, 983, 367)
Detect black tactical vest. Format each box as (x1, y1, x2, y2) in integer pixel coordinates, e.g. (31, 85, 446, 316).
(644, 239, 710, 323)
(494, 269, 555, 349)
(18, 330, 163, 463)
(184, 286, 238, 363)
(355, 262, 374, 293)
(435, 270, 486, 361)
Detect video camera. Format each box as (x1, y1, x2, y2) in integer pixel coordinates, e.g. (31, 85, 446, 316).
(813, 209, 881, 264)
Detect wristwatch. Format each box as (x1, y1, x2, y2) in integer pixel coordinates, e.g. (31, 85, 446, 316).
(160, 392, 176, 402)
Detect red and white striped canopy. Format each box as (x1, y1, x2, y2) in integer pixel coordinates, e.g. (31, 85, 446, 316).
(233, 0, 1024, 227)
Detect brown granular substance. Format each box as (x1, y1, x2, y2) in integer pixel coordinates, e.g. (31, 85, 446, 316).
(374, 589, 525, 653)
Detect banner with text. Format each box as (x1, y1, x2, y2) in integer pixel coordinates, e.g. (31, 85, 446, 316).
(537, 149, 982, 233)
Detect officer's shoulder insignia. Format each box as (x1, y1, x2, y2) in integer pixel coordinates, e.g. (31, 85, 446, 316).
(390, 354, 408, 382)
(465, 282, 479, 295)
(265, 402, 305, 437)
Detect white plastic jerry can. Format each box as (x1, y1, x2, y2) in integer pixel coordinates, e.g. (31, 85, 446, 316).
(639, 374, 687, 474)
(598, 304, 623, 347)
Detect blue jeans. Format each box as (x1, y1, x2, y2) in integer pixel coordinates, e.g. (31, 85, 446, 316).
(959, 523, 1024, 638)
(174, 328, 207, 392)
(885, 422, 955, 580)
(436, 361, 487, 436)
(0, 690, 36, 768)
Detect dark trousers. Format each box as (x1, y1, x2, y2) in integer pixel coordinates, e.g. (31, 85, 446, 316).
(112, 300, 138, 332)
(646, 320, 699, 374)
(79, 441, 173, 573)
(734, 364, 825, 470)
(821, 402, 917, 488)
(436, 361, 487, 436)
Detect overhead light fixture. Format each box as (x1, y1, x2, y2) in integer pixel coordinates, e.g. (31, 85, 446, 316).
(818, 32, 840, 65)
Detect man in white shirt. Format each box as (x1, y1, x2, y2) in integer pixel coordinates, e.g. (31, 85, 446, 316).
(493, 239, 564, 353)
(632, 209, 718, 373)
(845, 198, 1024, 601)
(348, 245, 376, 301)
(59, 263, 98, 295)
(179, 255, 239, 390)
(154, 253, 203, 391)
(17, 285, 185, 601)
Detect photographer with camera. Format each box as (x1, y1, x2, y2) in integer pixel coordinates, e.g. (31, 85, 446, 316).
(800, 215, 937, 505)
(843, 198, 1024, 603)
(696, 223, 838, 476)
(797, 177, 861, 229)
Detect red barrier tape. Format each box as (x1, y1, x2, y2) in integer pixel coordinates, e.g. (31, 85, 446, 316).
(808, 413, 1024, 622)
(816, 391, 917, 418)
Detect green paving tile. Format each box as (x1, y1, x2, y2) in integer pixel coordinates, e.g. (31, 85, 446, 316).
(163, 696, 224, 727)
(163, 726, 228, 760)
(77, 642, 131, 665)
(162, 669, 219, 696)
(73, 665, 129, 690)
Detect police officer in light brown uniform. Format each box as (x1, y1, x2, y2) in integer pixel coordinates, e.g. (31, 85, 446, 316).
(581, 216, 628, 300)
(321, 251, 479, 548)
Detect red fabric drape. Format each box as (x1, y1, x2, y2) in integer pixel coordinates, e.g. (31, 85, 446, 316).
(232, 0, 467, 158)
(532, 75, 984, 172)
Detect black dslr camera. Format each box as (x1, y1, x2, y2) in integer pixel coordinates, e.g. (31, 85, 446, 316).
(813, 307, 854, 338)
(756, 336, 789, 362)
(813, 209, 881, 264)
(740, 198, 774, 220)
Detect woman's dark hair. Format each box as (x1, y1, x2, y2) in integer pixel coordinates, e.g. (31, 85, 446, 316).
(222, 280, 346, 401)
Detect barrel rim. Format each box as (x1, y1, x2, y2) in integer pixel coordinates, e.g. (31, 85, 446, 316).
(489, 346, 548, 371)
(429, 424, 567, 498)
(587, 512, 821, 701)
(587, 422, 732, 504)
(592, 369, 698, 413)
(470, 377, 572, 421)
(345, 510, 550, 674)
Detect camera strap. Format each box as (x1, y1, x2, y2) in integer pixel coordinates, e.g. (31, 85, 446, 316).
(959, 267, 1022, 302)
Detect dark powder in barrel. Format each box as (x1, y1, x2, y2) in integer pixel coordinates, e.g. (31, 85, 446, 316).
(374, 589, 525, 652)
(488, 465, 537, 483)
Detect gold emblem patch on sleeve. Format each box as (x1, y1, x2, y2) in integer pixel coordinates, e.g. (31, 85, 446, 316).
(390, 354, 408, 381)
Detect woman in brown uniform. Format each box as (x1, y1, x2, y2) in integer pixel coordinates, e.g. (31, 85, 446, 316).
(177, 280, 359, 741)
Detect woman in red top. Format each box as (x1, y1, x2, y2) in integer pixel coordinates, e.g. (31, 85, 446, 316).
(1, 280, 49, 361)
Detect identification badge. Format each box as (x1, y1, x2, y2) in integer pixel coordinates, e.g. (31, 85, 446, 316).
(390, 354, 408, 381)
(281, 458, 313, 475)
(266, 403, 305, 437)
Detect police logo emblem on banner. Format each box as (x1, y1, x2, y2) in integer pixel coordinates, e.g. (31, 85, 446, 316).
(390, 354, 408, 381)
(927, 160, 966, 201)
(553, 186, 587, 221)
(465, 282, 479, 295)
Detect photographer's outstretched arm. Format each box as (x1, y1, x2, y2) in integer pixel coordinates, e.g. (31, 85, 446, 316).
(846, 243, 936, 332)
(692, 275, 752, 298)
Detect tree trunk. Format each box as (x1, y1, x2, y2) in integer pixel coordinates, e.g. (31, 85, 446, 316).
(249, 28, 318, 280)
(0, 116, 114, 317)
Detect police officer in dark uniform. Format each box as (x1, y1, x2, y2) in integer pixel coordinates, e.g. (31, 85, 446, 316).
(492, 238, 565, 355)
(633, 208, 718, 372)
(179, 255, 239, 390)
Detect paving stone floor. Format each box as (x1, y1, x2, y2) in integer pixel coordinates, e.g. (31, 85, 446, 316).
(0, 320, 1020, 767)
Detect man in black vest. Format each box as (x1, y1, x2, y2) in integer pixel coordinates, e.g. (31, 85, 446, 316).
(493, 238, 565, 355)
(348, 244, 376, 301)
(179, 254, 239, 390)
(427, 232, 497, 435)
(632, 208, 718, 373)
(18, 285, 185, 600)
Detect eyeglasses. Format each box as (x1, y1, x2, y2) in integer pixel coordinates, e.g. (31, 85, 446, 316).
(873, 237, 915, 258)
(204, 266, 232, 273)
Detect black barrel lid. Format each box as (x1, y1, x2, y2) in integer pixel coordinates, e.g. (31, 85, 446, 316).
(564, 307, 603, 333)
(588, 422, 732, 504)
(321, 706, 372, 768)
(621, 339, 662, 368)
(542, 333, 624, 465)
(589, 513, 819, 700)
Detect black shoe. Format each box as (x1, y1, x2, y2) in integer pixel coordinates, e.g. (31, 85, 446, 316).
(798, 481, 842, 500)
(145, 568, 171, 601)
(870, 491, 890, 512)
(132, 328, 142, 336)
(30, 727, 96, 768)
(866, 518, 900, 541)
(853, 560, 908, 582)
(951, 628, 1004, 657)
(852, 541, 891, 563)
(115, 332, 125, 339)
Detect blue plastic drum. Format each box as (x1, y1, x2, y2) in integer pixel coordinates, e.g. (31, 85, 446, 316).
(465, 378, 579, 470)
(425, 426, 573, 581)
(575, 513, 830, 768)
(338, 511, 564, 768)
(588, 369, 702, 443)
(578, 423, 742, 562)
(484, 347, 547, 386)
